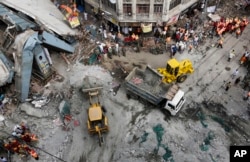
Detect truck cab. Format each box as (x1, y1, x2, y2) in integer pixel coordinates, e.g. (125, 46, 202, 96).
(164, 85, 186, 116)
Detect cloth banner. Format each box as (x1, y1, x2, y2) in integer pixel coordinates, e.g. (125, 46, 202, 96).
(141, 23, 152, 33)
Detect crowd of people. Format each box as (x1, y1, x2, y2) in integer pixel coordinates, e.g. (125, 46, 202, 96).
(214, 16, 249, 38)
(150, 15, 249, 58)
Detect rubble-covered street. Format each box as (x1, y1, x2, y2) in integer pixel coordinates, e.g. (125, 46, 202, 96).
(1, 0, 250, 162)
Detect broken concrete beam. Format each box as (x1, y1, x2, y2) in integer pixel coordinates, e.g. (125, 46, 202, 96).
(20, 103, 48, 118)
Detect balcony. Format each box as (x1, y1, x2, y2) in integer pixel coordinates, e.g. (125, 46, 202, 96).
(135, 14, 149, 21)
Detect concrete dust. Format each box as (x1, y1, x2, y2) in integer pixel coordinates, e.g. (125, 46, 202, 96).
(2, 48, 250, 162)
(1, 2, 250, 162)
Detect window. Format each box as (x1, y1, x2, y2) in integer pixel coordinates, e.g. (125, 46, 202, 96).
(102, 0, 116, 11)
(169, 0, 182, 10)
(175, 97, 184, 110)
(168, 103, 175, 110)
(123, 4, 132, 16)
(154, 4, 163, 13)
(136, 4, 150, 16)
(166, 63, 174, 75)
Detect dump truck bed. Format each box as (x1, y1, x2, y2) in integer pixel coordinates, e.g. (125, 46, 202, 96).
(125, 66, 171, 105)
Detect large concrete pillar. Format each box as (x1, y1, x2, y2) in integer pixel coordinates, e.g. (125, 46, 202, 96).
(132, 0, 136, 20)
(149, 0, 154, 19)
(162, 0, 169, 20)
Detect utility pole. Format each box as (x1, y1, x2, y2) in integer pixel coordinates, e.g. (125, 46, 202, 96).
(202, 0, 208, 26)
(215, 0, 221, 12)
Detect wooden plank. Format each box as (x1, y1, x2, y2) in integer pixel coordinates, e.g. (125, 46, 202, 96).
(81, 87, 103, 92)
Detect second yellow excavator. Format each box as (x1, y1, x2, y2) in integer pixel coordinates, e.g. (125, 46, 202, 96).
(157, 58, 194, 83)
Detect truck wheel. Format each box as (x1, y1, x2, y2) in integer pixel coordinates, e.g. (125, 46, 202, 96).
(160, 109, 171, 121)
(126, 94, 131, 100)
(177, 75, 187, 83)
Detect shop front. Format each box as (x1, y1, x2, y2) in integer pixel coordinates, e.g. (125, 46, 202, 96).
(119, 22, 156, 36)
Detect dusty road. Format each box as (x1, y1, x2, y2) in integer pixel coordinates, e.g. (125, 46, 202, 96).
(61, 24, 250, 162)
(1, 14, 250, 162)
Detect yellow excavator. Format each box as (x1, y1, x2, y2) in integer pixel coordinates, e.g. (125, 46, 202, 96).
(157, 58, 194, 83)
(82, 87, 109, 146)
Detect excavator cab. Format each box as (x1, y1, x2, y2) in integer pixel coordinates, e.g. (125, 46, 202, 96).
(158, 58, 194, 83)
(166, 59, 180, 76)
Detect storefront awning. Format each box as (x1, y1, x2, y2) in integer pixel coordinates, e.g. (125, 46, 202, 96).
(166, 14, 180, 26)
(1, 0, 77, 36)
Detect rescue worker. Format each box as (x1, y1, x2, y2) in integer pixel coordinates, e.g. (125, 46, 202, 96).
(217, 38, 223, 48)
(23, 145, 39, 160)
(235, 28, 241, 39)
(4, 140, 20, 153)
(241, 17, 249, 32)
(21, 133, 34, 143)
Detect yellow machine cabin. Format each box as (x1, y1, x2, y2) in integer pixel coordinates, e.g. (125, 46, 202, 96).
(82, 87, 109, 146)
(157, 58, 194, 83)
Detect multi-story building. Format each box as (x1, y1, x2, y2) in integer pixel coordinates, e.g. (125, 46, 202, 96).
(84, 0, 199, 31)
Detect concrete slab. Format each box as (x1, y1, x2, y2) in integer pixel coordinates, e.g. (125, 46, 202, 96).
(1, 0, 77, 36)
(20, 103, 48, 118)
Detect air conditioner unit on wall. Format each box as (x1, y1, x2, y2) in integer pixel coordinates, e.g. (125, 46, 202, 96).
(110, 0, 116, 4)
(155, 0, 163, 3)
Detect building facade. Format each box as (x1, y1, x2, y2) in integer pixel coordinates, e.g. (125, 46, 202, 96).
(84, 0, 199, 28)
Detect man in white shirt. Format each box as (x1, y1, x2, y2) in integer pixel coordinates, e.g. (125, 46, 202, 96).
(84, 12, 88, 21)
(228, 49, 235, 62)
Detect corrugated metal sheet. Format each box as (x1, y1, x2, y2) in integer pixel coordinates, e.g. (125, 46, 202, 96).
(41, 31, 75, 53)
(0, 4, 37, 31)
(1, 0, 77, 36)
